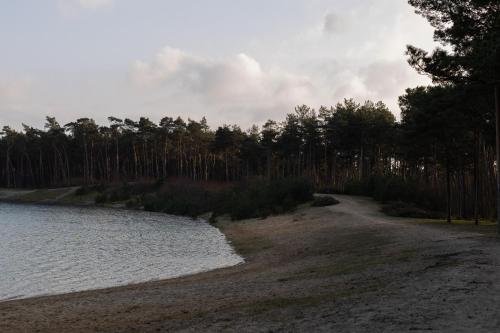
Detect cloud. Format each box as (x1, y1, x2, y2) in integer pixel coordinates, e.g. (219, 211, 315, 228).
(132, 47, 203, 86)
(323, 12, 345, 35)
(359, 61, 413, 98)
(252, 0, 436, 115)
(132, 47, 316, 124)
(319, 59, 429, 114)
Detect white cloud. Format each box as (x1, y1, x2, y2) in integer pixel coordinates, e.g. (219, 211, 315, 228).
(132, 47, 203, 86)
(132, 47, 316, 124)
(247, 0, 436, 116)
(359, 61, 413, 98)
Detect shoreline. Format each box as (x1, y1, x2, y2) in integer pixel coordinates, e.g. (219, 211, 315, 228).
(0, 193, 246, 305)
(1, 195, 500, 332)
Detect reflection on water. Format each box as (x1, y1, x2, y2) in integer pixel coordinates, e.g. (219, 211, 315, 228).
(0, 203, 243, 301)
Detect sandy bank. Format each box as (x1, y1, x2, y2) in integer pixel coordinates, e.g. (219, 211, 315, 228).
(1, 195, 500, 332)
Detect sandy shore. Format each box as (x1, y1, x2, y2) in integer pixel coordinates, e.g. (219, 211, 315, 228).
(1, 195, 500, 332)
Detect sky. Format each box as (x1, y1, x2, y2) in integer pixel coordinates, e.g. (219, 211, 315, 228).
(0, 0, 438, 130)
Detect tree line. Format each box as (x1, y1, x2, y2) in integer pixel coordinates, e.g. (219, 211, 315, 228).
(0, 101, 395, 188)
(0, 88, 497, 220)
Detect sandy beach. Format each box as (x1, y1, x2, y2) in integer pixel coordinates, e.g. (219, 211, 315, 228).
(1, 195, 500, 332)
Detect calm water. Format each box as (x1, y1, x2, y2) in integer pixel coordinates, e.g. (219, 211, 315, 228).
(0, 203, 243, 301)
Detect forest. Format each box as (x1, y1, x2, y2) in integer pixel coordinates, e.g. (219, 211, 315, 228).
(0, 0, 499, 223)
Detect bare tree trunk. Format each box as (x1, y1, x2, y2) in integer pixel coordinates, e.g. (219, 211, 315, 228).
(5, 146, 11, 188)
(461, 165, 467, 219)
(474, 130, 479, 225)
(495, 84, 500, 233)
(225, 152, 229, 182)
(115, 139, 120, 180)
(359, 144, 364, 180)
(446, 159, 452, 224)
(133, 144, 138, 180)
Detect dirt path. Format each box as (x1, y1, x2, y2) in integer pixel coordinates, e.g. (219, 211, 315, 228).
(1, 195, 500, 332)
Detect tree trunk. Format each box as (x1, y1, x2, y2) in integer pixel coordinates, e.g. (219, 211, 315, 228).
(446, 159, 452, 224)
(474, 130, 479, 225)
(115, 138, 120, 180)
(495, 84, 500, 233)
(359, 144, 364, 180)
(461, 165, 467, 219)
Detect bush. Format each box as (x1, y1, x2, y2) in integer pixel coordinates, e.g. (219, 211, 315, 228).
(225, 178, 314, 220)
(93, 183, 109, 193)
(95, 193, 108, 204)
(108, 188, 131, 202)
(343, 176, 444, 214)
(125, 197, 140, 208)
(76, 184, 109, 197)
(142, 183, 213, 217)
(312, 196, 339, 207)
(382, 201, 443, 219)
(140, 177, 314, 221)
(75, 186, 90, 196)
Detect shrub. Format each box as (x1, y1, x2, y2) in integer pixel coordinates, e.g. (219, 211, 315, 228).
(382, 201, 443, 219)
(125, 197, 140, 208)
(343, 175, 445, 214)
(225, 178, 314, 220)
(140, 177, 314, 221)
(108, 189, 131, 202)
(92, 183, 108, 193)
(142, 183, 212, 217)
(75, 186, 90, 196)
(95, 193, 108, 204)
(312, 196, 339, 207)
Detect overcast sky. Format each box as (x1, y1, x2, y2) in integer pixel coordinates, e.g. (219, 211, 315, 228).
(0, 0, 437, 129)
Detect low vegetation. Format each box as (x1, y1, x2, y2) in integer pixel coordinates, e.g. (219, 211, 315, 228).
(381, 201, 442, 219)
(92, 178, 314, 221)
(343, 176, 444, 218)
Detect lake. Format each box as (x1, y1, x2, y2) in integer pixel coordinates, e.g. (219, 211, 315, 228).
(0, 203, 243, 301)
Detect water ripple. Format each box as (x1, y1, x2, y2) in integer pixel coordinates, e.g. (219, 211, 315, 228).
(0, 203, 243, 301)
